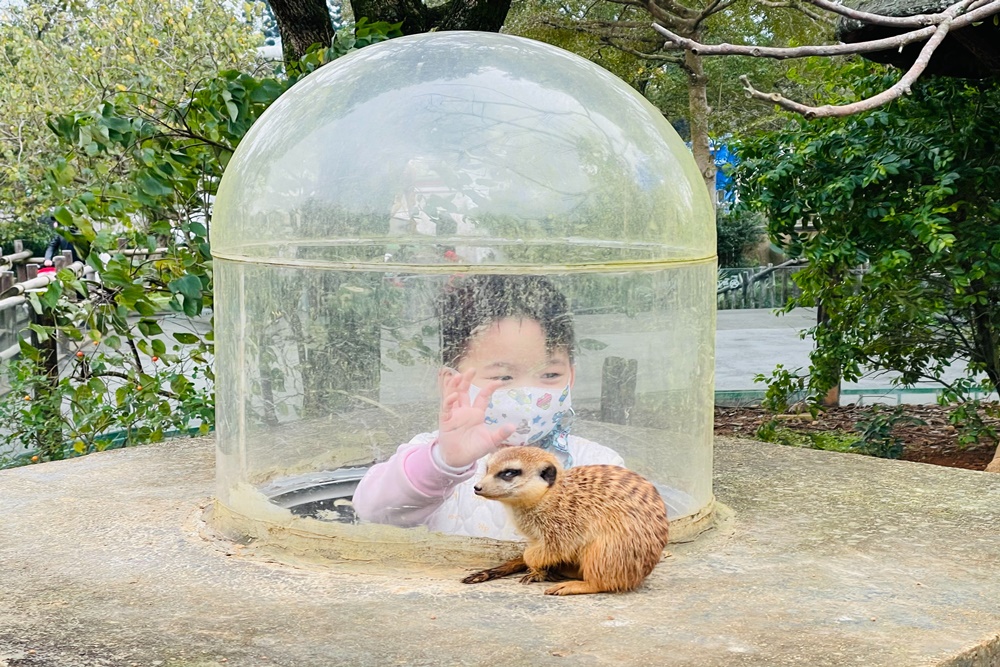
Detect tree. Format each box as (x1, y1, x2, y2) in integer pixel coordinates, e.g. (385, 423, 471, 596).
(0, 19, 401, 466)
(655, 0, 1000, 117)
(0, 0, 264, 238)
(515, 0, 834, 203)
(267, 0, 512, 64)
(521, 1, 1000, 204)
(734, 60, 1000, 471)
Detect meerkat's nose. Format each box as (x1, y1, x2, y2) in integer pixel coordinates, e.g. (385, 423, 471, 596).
(473, 485, 483, 494)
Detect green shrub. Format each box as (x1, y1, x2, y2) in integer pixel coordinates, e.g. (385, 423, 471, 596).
(717, 208, 766, 267)
(0, 217, 53, 256)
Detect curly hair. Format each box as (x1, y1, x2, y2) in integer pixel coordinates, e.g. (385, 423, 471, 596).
(439, 275, 575, 367)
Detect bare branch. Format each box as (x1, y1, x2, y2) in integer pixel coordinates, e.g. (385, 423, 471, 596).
(653, 21, 939, 58)
(738, 5, 962, 119)
(802, 0, 970, 27)
(650, 0, 1000, 60)
(693, 0, 741, 29)
(594, 33, 684, 62)
(542, 16, 657, 36)
(643, 0, 699, 22)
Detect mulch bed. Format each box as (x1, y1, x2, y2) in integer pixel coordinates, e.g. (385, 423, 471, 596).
(714, 404, 999, 471)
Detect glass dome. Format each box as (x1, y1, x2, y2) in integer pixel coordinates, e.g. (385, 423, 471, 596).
(210, 31, 716, 564)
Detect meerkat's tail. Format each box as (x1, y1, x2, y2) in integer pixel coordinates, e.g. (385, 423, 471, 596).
(462, 556, 528, 584)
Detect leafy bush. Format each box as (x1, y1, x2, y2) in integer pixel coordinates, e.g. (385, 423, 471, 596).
(850, 405, 925, 459)
(755, 419, 857, 453)
(735, 61, 1000, 415)
(1, 20, 402, 467)
(0, 217, 53, 256)
(717, 208, 765, 267)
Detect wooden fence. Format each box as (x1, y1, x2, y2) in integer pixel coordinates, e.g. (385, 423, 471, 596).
(0, 238, 166, 368)
(717, 263, 806, 310)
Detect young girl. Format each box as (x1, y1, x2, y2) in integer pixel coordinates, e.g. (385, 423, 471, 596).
(351, 275, 624, 541)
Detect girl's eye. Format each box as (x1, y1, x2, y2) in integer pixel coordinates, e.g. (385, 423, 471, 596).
(541, 372, 562, 380)
(489, 375, 513, 382)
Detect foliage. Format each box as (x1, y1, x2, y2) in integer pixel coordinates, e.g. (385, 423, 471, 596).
(753, 403, 926, 460)
(754, 364, 809, 415)
(505, 1, 833, 138)
(1, 19, 402, 466)
(288, 18, 402, 76)
(717, 208, 766, 267)
(0, 0, 265, 228)
(0, 217, 52, 257)
(754, 419, 857, 453)
(736, 59, 1000, 426)
(849, 404, 924, 459)
(946, 398, 999, 449)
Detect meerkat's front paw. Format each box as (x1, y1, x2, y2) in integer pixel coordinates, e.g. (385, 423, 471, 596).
(544, 581, 604, 595)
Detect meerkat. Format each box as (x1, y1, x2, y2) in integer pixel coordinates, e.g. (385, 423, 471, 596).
(462, 447, 669, 595)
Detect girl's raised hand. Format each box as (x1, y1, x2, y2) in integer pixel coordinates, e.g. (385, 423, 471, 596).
(437, 369, 514, 469)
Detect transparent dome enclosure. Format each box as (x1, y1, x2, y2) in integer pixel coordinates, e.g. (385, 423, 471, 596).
(211, 32, 716, 561)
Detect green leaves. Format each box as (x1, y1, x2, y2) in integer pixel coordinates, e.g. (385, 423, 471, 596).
(1, 13, 403, 468)
(168, 275, 205, 317)
(736, 63, 1000, 413)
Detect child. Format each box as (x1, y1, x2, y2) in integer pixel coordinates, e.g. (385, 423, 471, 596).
(352, 275, 624, 541)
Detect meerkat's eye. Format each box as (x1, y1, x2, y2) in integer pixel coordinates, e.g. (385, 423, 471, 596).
(498, 468, 522, 481)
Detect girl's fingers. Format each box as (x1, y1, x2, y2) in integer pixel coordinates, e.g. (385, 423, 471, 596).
(471, 379, 503, 410)
(440, 392, 460, 420)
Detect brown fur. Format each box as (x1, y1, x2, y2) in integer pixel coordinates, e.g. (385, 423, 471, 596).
(461, 447, 669, 595)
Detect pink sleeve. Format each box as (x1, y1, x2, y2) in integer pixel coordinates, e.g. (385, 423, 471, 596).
(352, 433, 476, 528)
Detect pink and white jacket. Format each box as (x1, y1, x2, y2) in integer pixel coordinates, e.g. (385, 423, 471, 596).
(352, 431, 624, 541)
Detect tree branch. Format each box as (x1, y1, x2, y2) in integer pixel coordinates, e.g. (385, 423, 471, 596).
(654, 21, 939, 58)
(718, 258, 807, 295)
(693, 0, 740, 31)
(93, 370, 179, 400)
(649, 0, 1000, 119)
(738, 8, 960, 119)
(650, 0, 1000, 60)
(808, 0, 994, 28)
(601, 37, 685, 63)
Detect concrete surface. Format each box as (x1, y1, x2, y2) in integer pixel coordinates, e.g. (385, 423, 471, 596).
(1, 436, 999, 666)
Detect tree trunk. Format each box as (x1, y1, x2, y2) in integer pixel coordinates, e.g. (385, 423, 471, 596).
(968, 281, 1000, 472)
(683, 47, 717, 211)
(269, 0, 335, 65)
(815, 300, 842, 408)
(349, 0, 511, 35)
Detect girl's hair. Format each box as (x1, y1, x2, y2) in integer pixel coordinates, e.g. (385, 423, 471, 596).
(439, 275, 575, 367)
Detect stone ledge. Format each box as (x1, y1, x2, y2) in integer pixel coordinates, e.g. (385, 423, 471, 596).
(0, 436, 998, 667)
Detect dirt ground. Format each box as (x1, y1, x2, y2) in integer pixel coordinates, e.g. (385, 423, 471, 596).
(714, 403, 999, 471)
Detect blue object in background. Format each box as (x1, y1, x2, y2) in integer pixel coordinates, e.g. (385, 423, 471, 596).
(714, 142, 737, 205)
(684, 139, 738, 206)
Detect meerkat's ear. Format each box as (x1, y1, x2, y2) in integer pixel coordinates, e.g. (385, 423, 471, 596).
(540, 464, 557, 486)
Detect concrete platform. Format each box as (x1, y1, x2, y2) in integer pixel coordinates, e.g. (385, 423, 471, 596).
(1, 437, 998, 667)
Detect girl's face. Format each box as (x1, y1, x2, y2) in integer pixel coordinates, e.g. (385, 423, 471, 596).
(455, 317, 574, 390)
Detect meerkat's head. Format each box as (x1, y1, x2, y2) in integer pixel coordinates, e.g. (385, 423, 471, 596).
(473, 447, 561, 508)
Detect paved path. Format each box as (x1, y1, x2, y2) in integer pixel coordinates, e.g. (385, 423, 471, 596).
(716, 308, 982, 403)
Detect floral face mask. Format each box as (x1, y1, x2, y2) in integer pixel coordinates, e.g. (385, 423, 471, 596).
(469, 383, 573, 449)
